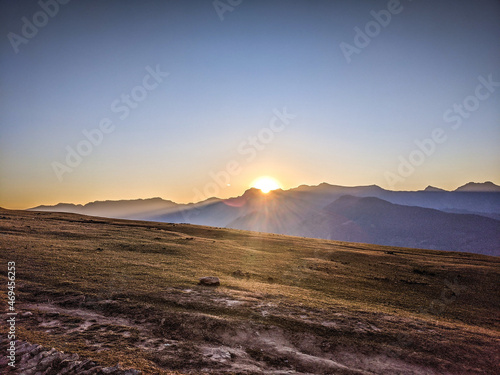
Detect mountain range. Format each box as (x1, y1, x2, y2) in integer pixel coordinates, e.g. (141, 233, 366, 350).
(30, 181, 500, 256)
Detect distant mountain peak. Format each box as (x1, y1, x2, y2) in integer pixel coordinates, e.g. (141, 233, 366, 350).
(85, 197, 173, 205)
(30, 202, 83, 210)
(241, 187, 264, 196)
(424, 186, 446, 192)
(455, 181, 500, 192)
(223, 188, 262, 207)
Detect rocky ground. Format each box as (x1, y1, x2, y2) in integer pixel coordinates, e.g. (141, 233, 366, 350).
(0, 338, 141, 374)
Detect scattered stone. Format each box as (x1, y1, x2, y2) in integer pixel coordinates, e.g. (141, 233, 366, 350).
(0, 339, 142, 374)
(123, 369, 141, 375)
(198, 276, 220, 286)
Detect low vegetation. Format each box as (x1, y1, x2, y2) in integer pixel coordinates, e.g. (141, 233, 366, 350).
(0, 208, 499, 374)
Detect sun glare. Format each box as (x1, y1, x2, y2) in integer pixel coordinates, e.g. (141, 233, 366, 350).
(251, 176, 281, 194)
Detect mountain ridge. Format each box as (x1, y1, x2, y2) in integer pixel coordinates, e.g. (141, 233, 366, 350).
(300, 195, 500, 256)
(455, 181, 500, 192)
(30, 181, 500, 211)
(29, 182, 500, 255)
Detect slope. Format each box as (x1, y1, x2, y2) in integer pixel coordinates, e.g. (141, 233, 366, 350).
(0, 208, 499, 374)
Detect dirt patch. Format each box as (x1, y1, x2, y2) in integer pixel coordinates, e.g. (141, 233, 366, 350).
(3, 291, 446, 375)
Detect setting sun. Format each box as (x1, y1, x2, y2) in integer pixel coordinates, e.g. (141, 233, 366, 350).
(251, 176, 281, 194)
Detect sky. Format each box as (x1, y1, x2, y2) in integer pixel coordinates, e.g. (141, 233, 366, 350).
(1, 0, 499, 209)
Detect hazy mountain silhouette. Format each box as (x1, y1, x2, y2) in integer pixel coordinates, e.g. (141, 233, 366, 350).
(30, 182, 500, 255)
(455, 181, 500, 192)
(422, 185, 446, 192)
(295, 195, 500, 256)
(31, 198, 180, 220)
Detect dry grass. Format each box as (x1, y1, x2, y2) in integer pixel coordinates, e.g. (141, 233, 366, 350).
(0, 208, 499, 374)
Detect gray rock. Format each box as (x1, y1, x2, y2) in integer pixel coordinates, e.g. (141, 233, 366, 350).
(37, 355, 55, 370)
(102, 365, 120, 374)
(1, 339, 141, 374)
(123, 370, 141, 374)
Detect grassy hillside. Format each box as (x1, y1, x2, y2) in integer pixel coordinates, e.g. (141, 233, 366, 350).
(0, 208, 499, 374)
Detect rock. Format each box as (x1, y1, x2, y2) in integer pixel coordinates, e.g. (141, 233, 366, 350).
(198, 276, 220, 286)
(123, 370, 141, 375)
(210, 348, 231, 362)
(37, 354, 55, 370)
(101, 365, 120, 374)
(0, 339, 141, 374)
(17, 342, 32, 355)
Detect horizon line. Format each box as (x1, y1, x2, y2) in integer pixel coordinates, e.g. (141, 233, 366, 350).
(6, 180, 499, 211)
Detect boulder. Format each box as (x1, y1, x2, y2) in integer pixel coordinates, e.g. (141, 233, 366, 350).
(198, 276, 220, 286)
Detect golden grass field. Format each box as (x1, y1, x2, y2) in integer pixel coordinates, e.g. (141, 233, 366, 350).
(0, 208, 499, 374)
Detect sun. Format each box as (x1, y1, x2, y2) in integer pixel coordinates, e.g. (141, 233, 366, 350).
(251, 176, 281, 194)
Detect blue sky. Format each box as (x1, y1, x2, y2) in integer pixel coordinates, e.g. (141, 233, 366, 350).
(1, 0, 499, 208)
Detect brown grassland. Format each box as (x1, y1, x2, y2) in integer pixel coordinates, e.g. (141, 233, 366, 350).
(0, 208, 499, 374)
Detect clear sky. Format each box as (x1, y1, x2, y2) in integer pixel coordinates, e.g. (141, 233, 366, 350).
(1, 0, 499, 209)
